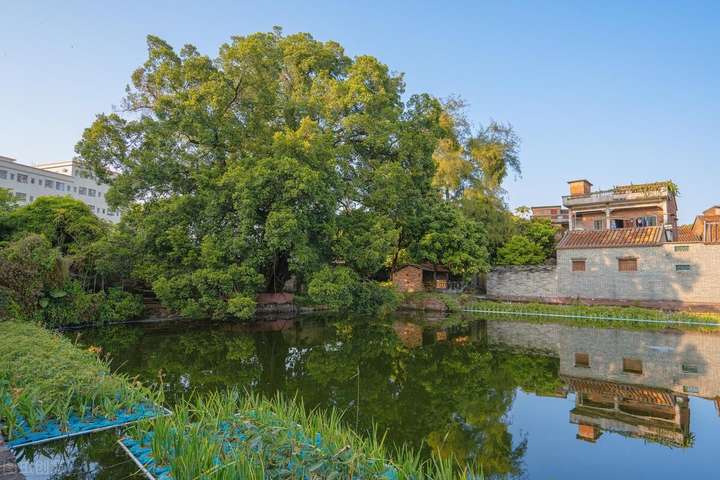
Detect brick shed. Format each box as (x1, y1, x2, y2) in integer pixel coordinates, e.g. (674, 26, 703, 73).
(392, 263, 450, 293)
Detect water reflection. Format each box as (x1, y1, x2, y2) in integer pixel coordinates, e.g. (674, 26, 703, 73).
(18, 315, 720, 479)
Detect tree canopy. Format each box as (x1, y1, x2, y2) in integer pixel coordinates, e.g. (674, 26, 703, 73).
(75, 30, 523, 318)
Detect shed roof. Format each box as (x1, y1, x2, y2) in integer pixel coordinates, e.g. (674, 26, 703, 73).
(395, 263, 450, 273)
(557, 226, 664, 250)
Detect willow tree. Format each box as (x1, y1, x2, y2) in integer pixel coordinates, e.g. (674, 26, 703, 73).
(76, 30, 449, 319)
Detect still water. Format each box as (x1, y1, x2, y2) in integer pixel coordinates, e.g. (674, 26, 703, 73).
(15, 314, 720, 479)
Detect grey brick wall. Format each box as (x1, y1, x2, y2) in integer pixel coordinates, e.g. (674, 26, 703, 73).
(557, 243, 720, 303)
(487, 244, 720, 305)
(486, 265, 558, 299)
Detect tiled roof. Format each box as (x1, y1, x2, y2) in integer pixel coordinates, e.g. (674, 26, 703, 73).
(563, 376, 675, 406)
(677, 225, 702, 243)
(557, 226, 664, 250)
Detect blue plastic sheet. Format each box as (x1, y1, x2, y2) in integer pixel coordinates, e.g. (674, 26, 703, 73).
(7, 403, 168, 448)
(119, 412, 402, 480)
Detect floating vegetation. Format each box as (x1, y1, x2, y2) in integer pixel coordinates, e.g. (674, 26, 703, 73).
(122, 391, 479, 479)
(0, 321, 161, 446)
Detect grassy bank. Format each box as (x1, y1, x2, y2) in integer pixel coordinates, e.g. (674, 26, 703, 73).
(401, 292, 720, 330)
(124, 391, 478, 480)
(0, 320, 154, 441)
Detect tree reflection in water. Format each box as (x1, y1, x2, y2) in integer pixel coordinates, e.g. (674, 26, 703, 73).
(70, 315, 560, 478)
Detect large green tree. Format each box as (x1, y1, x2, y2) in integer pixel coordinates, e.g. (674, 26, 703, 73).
(76, 30, 451, 318)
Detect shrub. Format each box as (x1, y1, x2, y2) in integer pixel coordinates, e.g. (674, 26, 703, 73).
(97, 288, 145, 324)
(308, 266, 399, 315)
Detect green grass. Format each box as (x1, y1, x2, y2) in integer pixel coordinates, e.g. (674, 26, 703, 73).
(0, 320, 154, 440)
(126, 391, 480, 479)
(463, 299, 720, 331)
(401, 292, 720, 331)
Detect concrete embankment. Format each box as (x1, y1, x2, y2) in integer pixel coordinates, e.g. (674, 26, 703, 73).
(0, 439, 24, 480)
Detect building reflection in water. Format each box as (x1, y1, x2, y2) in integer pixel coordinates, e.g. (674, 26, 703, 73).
(394, 317, 720, 448)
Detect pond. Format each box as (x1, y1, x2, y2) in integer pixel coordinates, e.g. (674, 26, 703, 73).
(14, 313, 720, 479)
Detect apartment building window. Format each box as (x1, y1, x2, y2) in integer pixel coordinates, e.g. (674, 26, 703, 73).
(89, 205, 95, 212)
(44, 179, 53, 188)
(636, 216, 657, 227)
(575, 352, 590, 368)
(88, 189, 96, 197)
(676, 264, 692, 272)
(572, 259, 586, 272)
(14, 192, 26, 201)
(623, 358, 643, 374)
(56, 182, 65, 191)
(0, 169, 6, 179)
(674, 245, 690, 252)
(17, 174, 28, 184)
(593, 220, 604, 230)
(618, 258, 638, 272)
(30, 178, 35, 184)
(682, 364, 699, 374)
(78, 187, 87, 195)
(10, 173, 14, 180)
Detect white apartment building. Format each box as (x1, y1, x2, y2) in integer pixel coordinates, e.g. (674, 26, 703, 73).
(0, 155, 120, 223)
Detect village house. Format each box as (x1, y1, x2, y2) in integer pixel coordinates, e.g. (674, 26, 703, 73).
(490, 180, 720, 309)
(530, 205, 570, 229)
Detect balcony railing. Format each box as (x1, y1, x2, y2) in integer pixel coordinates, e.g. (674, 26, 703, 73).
(563, 187, 669, 207)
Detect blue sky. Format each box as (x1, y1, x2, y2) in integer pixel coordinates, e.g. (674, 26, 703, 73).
(1, 1, 717, 223)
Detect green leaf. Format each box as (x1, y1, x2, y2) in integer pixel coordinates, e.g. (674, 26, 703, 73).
(49, 289, 68, 298)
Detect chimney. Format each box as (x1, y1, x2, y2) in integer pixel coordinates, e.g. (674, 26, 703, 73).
(568, 179, 593, 196)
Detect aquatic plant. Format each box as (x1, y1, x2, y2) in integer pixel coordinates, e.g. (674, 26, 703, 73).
(0, 320, 156, 441)
(124, 390, 481, 479)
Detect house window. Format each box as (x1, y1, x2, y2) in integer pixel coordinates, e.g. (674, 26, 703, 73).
(636, 216, 657, 227)
(618, 258, 638, 272)
(88, 188, 96, 197)
(78, 187, 87, 195)
(676, 264, 691, 272)
(682, 364, 699, 374)
(575, 352, 590, 368)
(572, 259, 586, 272)
(674, 245, 690, 252)
(56, 182, 65, 191)
(683, 385, 700, 394)
(611, 219, 625, 229)
(593, 220, 604, 230)
(17, 174, 28, 184)
(623, 358, 643, 374)
(0, 169, 6, 179)
(44, 179, 53, 188)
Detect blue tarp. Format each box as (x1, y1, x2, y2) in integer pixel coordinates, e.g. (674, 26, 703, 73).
(7, 403, 168, 448)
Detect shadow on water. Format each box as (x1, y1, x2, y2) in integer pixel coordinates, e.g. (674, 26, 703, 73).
(17, 313, 720, 479)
